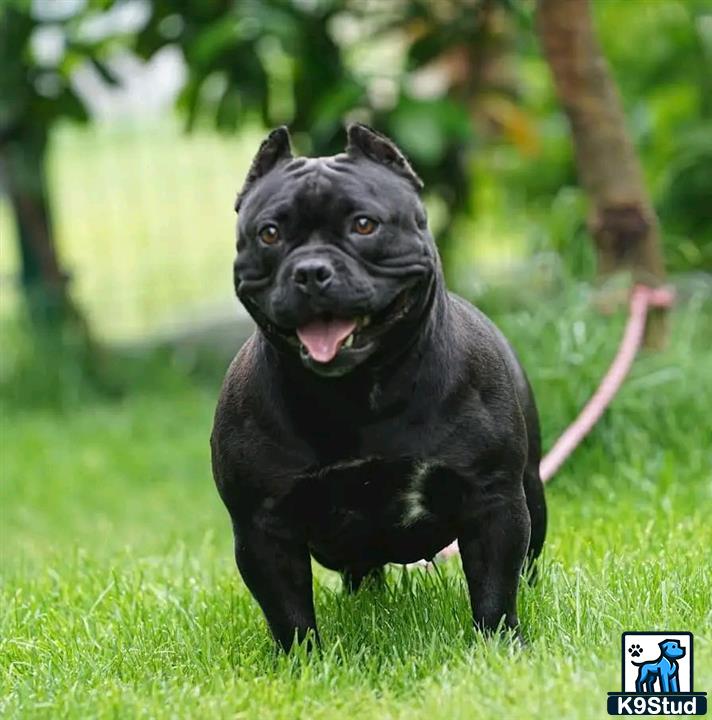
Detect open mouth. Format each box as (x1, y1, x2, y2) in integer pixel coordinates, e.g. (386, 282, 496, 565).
(296, 316, 360, 363)
(293, 287, 414, 365)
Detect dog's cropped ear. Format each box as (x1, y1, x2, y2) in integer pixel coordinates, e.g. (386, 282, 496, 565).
(346, 123, 424, 191)
(235, 126, 293, 211)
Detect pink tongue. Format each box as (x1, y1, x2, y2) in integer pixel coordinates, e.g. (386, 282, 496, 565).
(296, 318, 357, 363)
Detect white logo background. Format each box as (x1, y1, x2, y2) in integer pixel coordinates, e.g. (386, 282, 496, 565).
(623, 632, 692, 693)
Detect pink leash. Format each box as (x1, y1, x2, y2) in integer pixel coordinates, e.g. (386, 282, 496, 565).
(435, 283, 675, 561)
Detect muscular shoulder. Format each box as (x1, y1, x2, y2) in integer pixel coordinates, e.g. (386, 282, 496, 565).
(212, 333, 262, 431)
(441, 293, 531, 463)
(446, 292, 522, 394)
(210, 334, 274, 480)
(210, 333, 312, 489)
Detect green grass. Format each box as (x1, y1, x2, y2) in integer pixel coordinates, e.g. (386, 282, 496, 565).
(2, 288, 711, 719)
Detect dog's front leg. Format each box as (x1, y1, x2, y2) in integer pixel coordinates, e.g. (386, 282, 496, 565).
(458, 481, 531, 634)
(233, 520, 317, 651)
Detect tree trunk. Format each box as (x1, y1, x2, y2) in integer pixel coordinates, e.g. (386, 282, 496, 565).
(1, 127, 110, 392)
(1, 127, 73, 325)
(1, 125, 102, 393)
(536, 0, 667, 347)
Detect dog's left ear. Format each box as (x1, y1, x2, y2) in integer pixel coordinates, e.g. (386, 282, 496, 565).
(346, 123, 424, 191)
(236, 126, 293, 211)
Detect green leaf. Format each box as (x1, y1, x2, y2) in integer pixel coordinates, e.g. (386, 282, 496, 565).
(215, 86, 242, 132)
(188, 16, 242, 68)
(389, 97, 472, 166)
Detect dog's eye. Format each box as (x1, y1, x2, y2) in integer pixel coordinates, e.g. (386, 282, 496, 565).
(352, 216, 378, 235)
(259, 224, 280, 245)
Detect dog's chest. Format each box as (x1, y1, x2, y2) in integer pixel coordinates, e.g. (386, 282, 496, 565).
(293, 457, 461, 563)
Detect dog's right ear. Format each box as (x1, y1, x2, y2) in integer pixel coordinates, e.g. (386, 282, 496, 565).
(345, 123, 423, 191)
(235, 127, 293, 211)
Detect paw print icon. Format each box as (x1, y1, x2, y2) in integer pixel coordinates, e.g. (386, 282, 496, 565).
(628, 643, 643, 658)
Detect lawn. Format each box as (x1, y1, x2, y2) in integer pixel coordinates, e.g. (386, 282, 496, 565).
(1, 287, 711, 719)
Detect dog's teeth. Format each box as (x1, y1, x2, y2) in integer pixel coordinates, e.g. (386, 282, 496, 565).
(362, 315, 371, 327)
(343, 334, 354, 348)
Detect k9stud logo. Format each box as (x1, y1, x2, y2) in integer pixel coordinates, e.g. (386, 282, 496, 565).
(607, 632, 707, 715)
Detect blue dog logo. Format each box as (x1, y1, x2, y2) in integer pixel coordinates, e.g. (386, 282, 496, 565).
(632, 639, 686, 694)
(607, 631, 707, 716)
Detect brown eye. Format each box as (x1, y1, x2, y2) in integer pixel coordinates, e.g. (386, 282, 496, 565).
(352, 216, 378, 235)
(259, 224, 279, 245)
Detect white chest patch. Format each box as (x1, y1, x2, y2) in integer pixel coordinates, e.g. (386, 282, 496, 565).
(399, 460, 438, 527)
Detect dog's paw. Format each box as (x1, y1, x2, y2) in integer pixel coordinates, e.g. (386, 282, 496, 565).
(628, 643, 643, 658)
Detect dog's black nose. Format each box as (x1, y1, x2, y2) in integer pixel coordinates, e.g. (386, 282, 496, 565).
(293, 258, 334, 293)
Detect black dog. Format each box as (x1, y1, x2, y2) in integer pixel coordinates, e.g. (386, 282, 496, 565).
(211, 124, 546, 650)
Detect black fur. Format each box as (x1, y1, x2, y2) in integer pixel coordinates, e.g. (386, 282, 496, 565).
(211, 124, 546, 651)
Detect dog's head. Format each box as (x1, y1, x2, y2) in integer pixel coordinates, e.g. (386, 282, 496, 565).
(659, 640, 685, 660)
(233, 124, 438, 377)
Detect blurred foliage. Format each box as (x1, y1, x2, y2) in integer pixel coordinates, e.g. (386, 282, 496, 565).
(592, 0, 712, 272)
(0, 0, 134, 329)
(2, 0, 709, 405)
(135, 0, 361, 150)
(2, 0, 710, 319)
(135, 0, 520, 269)
(132, 0, 711, 277)
(0, 0, 128, 137)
